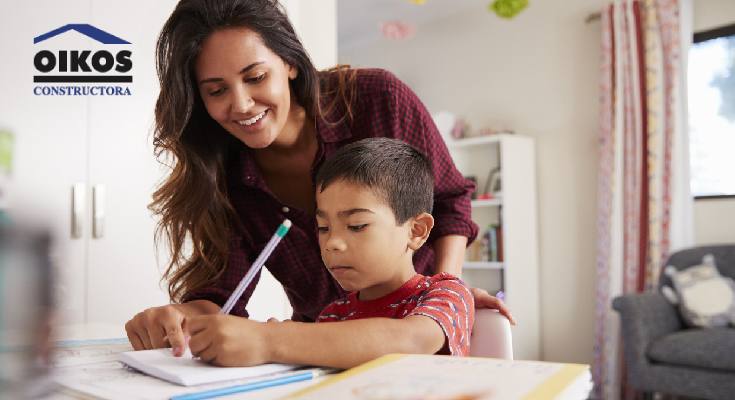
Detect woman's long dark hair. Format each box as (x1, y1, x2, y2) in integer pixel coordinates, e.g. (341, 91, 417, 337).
(151, 0, 355, 302)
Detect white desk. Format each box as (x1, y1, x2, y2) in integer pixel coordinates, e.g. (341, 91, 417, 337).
(45, 324, 590, 400)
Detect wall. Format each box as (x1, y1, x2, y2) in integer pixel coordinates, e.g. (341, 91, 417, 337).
(340, 0, 603, 364)
(692, 0, 735, 246)
(282, 0, 337, 70)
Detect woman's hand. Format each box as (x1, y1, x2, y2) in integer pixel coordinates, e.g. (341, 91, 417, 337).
(470, 287, 517, 325)
(187, 315, 270, 367)
(124, 300, 219, 356)
(125, 305, 187, 355)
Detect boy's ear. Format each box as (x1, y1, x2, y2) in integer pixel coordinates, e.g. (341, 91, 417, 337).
(407, 212, 434, 251)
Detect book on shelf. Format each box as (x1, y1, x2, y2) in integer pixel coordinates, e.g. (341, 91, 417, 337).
(488, 227, 497, 262)
(496, 224, 503, 261)
(468, 224, 503, 263)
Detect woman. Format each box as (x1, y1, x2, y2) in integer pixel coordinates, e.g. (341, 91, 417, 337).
(125, 0, 514, 354)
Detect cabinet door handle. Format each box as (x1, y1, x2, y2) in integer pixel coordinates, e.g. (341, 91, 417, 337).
(71, 183, 85, 239)
(93, 184, 105, 239)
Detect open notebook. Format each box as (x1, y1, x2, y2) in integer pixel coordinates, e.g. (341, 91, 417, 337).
(286, 354, 592, 400)
(118, 349, 299, 386)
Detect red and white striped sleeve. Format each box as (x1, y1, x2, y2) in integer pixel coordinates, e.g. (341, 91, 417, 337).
(408, 274, 475, 356)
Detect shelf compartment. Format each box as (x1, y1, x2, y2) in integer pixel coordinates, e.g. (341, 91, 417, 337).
(471, 198, 502, 208)
(463, 261, 504, 270)
(446, 134, 512, 148)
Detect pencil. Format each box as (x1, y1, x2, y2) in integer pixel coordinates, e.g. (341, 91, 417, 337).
(219, 219, 292, 315)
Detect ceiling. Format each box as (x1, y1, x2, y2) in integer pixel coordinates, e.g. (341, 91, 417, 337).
(337, 0, 485, 49)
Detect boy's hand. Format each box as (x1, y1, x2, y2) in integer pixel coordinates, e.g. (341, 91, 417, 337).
(186, 315, 271, 367)
(470, 287, 517, 325)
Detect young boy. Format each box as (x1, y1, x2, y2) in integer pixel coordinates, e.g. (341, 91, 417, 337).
(185, 138, 475, 369)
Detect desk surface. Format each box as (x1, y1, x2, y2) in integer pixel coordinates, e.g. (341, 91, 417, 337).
(48, 324, 590, 400)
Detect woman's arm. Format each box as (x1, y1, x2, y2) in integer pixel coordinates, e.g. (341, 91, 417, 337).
(433, 234, 467, 276)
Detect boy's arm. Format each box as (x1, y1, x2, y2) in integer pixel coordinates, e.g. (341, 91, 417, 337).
(266, 316, 445, 369)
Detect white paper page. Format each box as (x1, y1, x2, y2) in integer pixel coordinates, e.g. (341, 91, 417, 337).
(118, 349, 299, 386)
(56, 360, 313, 400)
(52, 340, 324, 400)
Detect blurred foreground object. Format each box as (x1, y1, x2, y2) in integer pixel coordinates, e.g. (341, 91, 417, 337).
(0, 129, 13, 211)
(0, 223, 55, 398)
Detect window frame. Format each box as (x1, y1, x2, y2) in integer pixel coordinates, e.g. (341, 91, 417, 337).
(690, 23, 735, 201)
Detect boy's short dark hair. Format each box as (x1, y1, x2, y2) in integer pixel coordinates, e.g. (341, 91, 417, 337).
(315, 138, 434, 224)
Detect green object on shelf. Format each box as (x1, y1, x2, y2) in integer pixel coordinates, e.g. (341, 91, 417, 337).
(0, 130, 13, 174)
(489, 0, 528, 19)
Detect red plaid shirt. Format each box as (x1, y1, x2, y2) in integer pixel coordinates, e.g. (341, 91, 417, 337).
(185, 69, 478, 321)
(317, 273, 475, 356)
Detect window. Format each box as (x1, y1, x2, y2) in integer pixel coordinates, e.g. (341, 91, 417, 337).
(688, 23, 735, 198)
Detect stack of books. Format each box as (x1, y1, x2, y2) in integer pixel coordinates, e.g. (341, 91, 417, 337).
(468, 224, 503, 262)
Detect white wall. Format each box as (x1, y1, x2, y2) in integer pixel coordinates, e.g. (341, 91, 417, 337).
(694, 0, 735, 30)
(692, 0, 735, 246)
(695, 199, 735, 244)
(340, 0, 603, 364)
(282, 0, 337, 70)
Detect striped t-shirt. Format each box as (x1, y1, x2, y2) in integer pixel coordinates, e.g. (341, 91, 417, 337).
(317, 273, 475, 356)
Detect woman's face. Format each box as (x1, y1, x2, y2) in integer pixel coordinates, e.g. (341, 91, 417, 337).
(194, 27, 298, 149)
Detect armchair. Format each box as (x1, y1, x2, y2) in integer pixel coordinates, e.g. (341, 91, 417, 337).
(612, 245, 735, 400)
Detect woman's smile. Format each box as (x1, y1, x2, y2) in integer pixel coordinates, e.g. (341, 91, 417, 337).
(234, 109, 270, 132)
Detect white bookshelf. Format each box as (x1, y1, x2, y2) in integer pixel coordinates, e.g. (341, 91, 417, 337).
(448, 134, 540, 361)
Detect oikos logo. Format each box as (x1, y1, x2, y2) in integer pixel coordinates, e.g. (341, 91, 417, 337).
(34, 49, 131, 75)
(33, 24, 133, 96)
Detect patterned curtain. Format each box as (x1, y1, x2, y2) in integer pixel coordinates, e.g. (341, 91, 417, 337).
(593, 0, 692, 398)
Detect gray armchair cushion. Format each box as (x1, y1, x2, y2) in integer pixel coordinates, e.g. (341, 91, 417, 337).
(647, 328, 735, 372)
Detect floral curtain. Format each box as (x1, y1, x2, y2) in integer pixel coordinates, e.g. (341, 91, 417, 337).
(593, 0, 693, 398)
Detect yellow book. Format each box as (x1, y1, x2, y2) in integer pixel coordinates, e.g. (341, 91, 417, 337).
(285, 354, 591, 400)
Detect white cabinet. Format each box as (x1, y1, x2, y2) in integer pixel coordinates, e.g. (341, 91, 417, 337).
(447, 134, 540, 360)
(1, 0, 177, 326)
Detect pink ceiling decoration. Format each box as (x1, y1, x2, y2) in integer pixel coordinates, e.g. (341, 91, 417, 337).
(379, 20, 417, 40)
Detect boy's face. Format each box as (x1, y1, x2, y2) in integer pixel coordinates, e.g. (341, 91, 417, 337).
(315, 179, 419, 300)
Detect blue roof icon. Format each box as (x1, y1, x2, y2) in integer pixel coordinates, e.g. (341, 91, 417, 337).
(34, 24, 130, 44)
